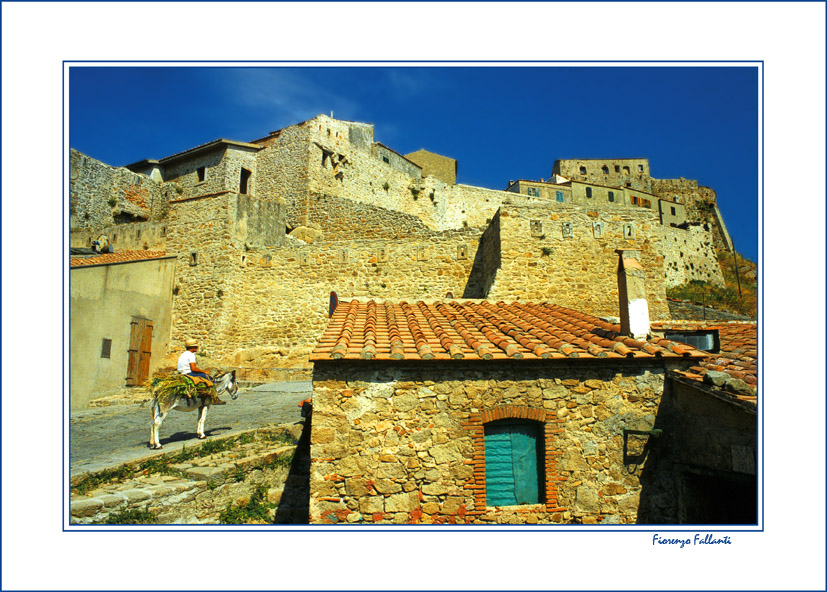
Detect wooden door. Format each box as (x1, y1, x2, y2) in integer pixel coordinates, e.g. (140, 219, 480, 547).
(126, 318, 153, 386)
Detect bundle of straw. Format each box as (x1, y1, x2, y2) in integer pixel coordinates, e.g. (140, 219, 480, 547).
(152, 375, 217, 408)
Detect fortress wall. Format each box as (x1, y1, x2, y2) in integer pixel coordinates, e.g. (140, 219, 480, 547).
(256, 123, 312, 224)
(70, 149, 162, 230)
(165, 194, 240, 354)
(303, 194, 442, 242)
(70, 221, 167, 251)
(661, 225, 725, 288)
(487, 204, 670, 320)
(208, 228, 485, 363)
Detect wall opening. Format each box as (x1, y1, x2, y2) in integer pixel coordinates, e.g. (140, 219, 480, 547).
(240, 168, 252, 194)
(197, 166, 206, 182)
(100, 338, 112, 358)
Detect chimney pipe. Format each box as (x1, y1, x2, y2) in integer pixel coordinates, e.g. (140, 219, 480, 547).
(616, 250, 650, 340)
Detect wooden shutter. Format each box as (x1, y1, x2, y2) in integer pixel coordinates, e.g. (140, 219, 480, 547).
(484, 421, 541, 506)
(126, 318, 153, 386)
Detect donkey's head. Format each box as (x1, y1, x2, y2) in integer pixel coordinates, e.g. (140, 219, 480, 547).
(217, 370, 239, 400)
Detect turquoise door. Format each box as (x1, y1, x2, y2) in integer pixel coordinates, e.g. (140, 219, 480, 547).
(484, 421, 541, 506)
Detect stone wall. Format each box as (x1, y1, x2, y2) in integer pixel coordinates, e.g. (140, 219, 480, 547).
(70, 149, 163, 230)
(487, 203, 670, 320)
(310, 360, 688, 525)
(70, 220, 167, 251)
(213, 227, 485, 365)
(661, 225, 725, 287)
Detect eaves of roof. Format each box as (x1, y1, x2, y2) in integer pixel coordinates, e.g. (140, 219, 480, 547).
(69, 251, 174, 268)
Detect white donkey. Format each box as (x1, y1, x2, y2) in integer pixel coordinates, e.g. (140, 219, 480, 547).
(149, 371, 239, 449)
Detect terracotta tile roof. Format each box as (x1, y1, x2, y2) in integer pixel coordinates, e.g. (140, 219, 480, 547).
(310, 300, 708, 362)
(652, 320, 758, 404)
(69, 250, 169, 267)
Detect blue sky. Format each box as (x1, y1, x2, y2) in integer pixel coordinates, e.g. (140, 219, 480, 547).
(69, 65, 759, 260)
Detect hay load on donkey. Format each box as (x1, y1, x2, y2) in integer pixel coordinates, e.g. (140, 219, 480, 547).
(149, 371, 239, 449)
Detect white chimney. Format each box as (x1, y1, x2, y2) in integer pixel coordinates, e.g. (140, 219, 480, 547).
(616, 250, 650, 340)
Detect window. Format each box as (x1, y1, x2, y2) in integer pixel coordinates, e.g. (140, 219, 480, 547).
(239, 168, 252, 194)
(623, 166, 630, 175)
(614, 165, 620, 172)
(671, 206, 677, 216)
(638, 164, 644, 172)
(527, 187, 540, 197)
(664, 330, 720, 353)
(579, 166, 587, 175)
(485, 420, 543, 506)
(382, 155, 390, 164)
(585, 187, 593, 198)
(602, 165, 609, 174)
(189, 251, 198, 266)
(100, 338, 112, 358)
(608, 191, 615, 202)
(631, 196, 639, 205)
(197, 166, 206, 182)
(556, 191, 564, 203)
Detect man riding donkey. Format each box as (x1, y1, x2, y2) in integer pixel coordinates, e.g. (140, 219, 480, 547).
(149, 338, 238, 448)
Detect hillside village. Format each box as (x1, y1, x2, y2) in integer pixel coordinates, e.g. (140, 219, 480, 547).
(69, 113, 757, 525)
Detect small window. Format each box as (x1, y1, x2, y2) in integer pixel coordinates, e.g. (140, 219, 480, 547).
(101, 338, 112, 358)
(579, 166, 587, 175)
(601, 165, 609, 174)
(485, 420, 543, 506)
(382, 155, 390, 164)
(631, 196, 638, 205)
(664, 330, 720, 353)
(240, 168, 252, 194)
(189, 251, 198, 266)
(623, 166, 630, 175)
(197, 166, 206, 182)
(585, 187, 593, 198)
(527, 187, 540, 197)
(614, 165, 620, 172)
(638, 164, 644, 172)
(671, 206, 677, 216)
(556, 191, 564, 203)
(608, 191, 615, 202)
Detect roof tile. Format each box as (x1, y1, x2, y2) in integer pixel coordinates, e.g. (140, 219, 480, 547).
(311, 300, 708, 363)
(69, 250, 169, 267)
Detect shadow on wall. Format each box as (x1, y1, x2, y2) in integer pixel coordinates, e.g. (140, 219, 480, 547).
(462, 218, 500, 298)
(635, 385, 758, 525)
(273, 405, 312, 524)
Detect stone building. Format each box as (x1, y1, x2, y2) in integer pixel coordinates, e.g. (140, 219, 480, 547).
(69, 113, 737, 401)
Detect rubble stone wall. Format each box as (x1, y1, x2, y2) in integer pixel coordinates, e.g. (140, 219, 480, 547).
(310, 360, 678, 525)
(662, 225, 725, 287)
(70, 149, 163, 230)
(488, 204, 670, 320)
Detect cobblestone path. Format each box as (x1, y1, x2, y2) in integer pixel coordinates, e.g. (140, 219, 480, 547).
(70, 382, 313, 477)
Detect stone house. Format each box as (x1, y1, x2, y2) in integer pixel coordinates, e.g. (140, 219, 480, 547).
(70, 250, 177, 408)
(308, 296, 710, 525)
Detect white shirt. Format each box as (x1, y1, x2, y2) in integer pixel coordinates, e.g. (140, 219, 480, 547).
(177, 350, 197, 374)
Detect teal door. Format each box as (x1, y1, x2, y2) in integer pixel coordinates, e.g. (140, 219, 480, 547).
(484, 421, 541, 506)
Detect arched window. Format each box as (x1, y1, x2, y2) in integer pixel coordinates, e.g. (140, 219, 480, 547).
(601, 165, 609, 174)
(484, 419, 544, 506)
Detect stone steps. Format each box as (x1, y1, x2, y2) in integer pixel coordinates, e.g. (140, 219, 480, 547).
(70, 425, 307, 525)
